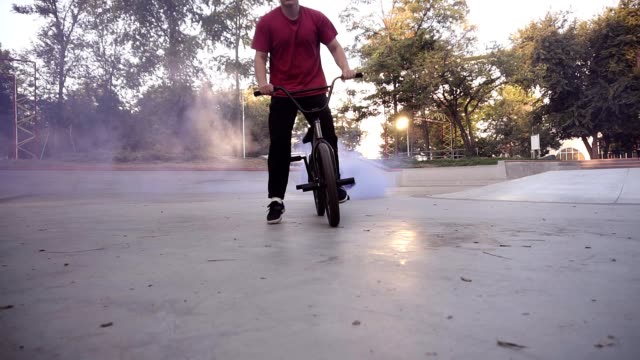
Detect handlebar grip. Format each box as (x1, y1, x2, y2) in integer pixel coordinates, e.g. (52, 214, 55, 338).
(355, 72, 363, 78)
(253, 90, 262, 97)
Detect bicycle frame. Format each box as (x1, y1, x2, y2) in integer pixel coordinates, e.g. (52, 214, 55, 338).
(255, 74, 362, 226)
(254, 73, 362, 182)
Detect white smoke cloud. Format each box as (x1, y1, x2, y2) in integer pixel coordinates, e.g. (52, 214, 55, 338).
(183, 85, 246, 158)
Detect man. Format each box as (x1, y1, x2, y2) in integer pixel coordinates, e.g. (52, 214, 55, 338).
(252, 0, 357, 224)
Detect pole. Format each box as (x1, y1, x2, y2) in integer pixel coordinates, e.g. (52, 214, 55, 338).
(450, 122, 453, 158)
(34, 62, 38, 150)
(13, 74, 18, 159)
(241, 92, 246, 158)
(406, 122, 410, 158)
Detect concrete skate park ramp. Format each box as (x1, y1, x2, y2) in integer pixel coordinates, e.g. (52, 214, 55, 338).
(435, 168, 640, 204)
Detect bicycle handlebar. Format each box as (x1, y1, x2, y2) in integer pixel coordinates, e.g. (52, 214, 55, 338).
(253, 72, 363, 98)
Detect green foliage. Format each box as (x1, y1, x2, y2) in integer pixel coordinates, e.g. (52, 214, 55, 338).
(81, 0, 135, 93)
(347, 0, 510, 156)
(13, 0, 88, 136)
(511, 3, 640, 158)
(243, 89, 271, 156)
(334, 90, 366, 151)
(10, 0, 638, 162)
(64, 82, 128, 152)
(476, 85, 560, 157)
(0, 46, 14, 149)
(117, 0, 203, 86)
(121, 84, 187, 152)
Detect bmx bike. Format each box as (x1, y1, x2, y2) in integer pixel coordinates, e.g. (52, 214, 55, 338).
(254, 73, 363, 227)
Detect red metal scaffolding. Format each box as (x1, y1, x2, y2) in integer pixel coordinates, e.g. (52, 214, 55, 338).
(0, 57, 38, 159)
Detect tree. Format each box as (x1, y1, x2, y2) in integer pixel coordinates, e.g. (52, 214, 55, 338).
(476, 85, 559, 157)
(0, 46, 15, 156)
(203, 0, 273, 98)
(348, 0, 510, 156)
(202, 0, 274, 156)
(333, 89, 367, 151)
(81, 0, 134, 95)
(13, 0, 89, 153)
(419, 40, 508, 155)
(118, 0, 203, 86)
(583, 0, 640, 157)
(349, 0, 466, 118)
(511, 2, 640, 159)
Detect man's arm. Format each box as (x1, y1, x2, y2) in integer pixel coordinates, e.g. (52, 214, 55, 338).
(254, 50, 273, 95)
(326, 38, 356, 80)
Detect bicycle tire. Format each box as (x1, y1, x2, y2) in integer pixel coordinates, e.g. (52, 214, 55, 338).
(309, 154, 325, 216)
(317, 143, 340, 227)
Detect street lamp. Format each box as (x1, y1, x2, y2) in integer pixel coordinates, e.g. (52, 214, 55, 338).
(396, 116, 410, 157)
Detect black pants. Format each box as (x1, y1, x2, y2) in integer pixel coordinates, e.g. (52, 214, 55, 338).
(268, 94, 340, 199)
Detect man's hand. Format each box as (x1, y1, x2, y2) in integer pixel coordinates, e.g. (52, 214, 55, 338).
(258, 83, 274, 96)
(341, 68, 357, 80)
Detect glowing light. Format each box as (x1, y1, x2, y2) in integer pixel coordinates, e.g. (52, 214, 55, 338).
(396, 116, 409, 130)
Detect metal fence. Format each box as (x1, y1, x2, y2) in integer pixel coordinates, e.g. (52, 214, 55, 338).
(392, 148, 466, 161)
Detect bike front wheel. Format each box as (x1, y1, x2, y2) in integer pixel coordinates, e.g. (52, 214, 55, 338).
(317, 143, 340, 227)
(309, 155, 325, 216)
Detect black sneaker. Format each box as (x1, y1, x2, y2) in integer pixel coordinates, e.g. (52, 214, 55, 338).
(267, 200, 285, 224)
(337, 187, 350, 203)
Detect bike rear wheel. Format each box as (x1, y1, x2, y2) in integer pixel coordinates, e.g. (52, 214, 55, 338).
(317, 143, 340, 227)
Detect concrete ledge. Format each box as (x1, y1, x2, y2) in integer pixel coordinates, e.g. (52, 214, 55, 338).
(500, 160, 580, 179)
(397, 165, 507, 187)
(395, 159, 639, 187)
(396, 160, 589, 187)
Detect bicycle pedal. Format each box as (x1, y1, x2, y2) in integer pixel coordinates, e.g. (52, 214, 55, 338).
(337, 177, 355, 186)
(296, 182, 319, 192)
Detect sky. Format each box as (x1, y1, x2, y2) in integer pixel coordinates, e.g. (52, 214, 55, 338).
(0, 0, 621, 158)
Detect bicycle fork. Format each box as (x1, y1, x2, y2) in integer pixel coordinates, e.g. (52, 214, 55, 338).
(293, 116, 355, 193)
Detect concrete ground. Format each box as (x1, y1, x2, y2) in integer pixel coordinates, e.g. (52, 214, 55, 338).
(0, 160, 639, 360)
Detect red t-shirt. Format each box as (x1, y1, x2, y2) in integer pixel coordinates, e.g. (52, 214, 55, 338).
(252, 6, 338, 96)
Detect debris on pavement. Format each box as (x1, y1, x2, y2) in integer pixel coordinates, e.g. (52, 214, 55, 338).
(352, 320, 361, 326)
(594, 335, 617, 348)
(206, 259, 236, 262)
(100, 322, 113, 328)
(1, 304, 14, 310)
(497, 339, 527, 350)
(460, 276, 472, 282)
(41, 248, 105, 254)
(482, 251, 512, 260)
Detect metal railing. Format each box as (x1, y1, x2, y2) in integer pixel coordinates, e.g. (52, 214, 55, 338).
(409, 149, 466, 161)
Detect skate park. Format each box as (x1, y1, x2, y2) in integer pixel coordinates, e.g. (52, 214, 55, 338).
(1, 159, 639, 360)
